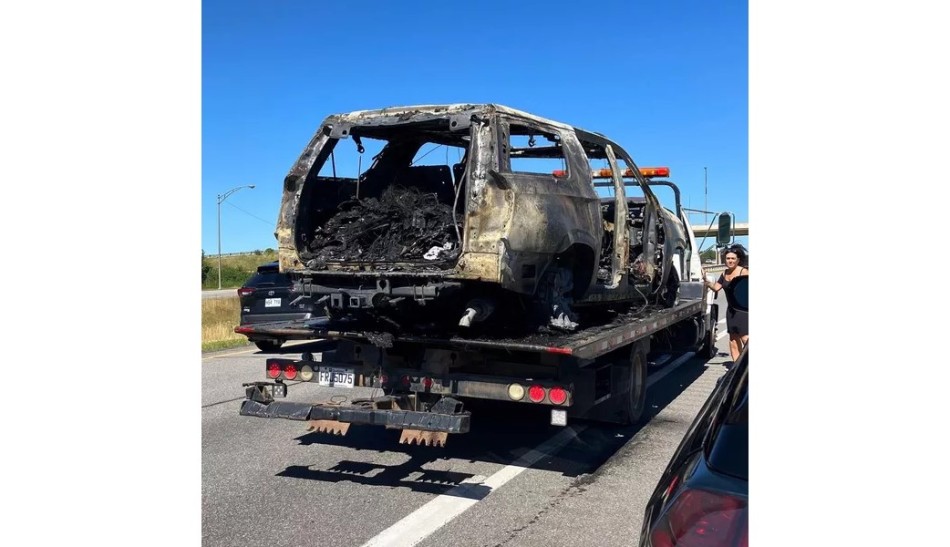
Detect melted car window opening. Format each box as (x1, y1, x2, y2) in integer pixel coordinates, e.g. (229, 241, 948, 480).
(305, 126, 468, 264)
(508, 124, 566, 176)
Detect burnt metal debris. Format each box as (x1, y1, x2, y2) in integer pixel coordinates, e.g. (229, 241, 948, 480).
(307, 186, 459, 265)
(364, 331, 395, 349)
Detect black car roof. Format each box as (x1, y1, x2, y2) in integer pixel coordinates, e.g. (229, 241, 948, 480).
(257, 261, 279, 273)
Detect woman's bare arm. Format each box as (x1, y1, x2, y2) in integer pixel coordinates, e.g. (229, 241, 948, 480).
(702, 271, 722, 292)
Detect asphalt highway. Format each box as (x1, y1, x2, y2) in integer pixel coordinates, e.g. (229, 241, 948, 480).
(202, 292, 734, 547)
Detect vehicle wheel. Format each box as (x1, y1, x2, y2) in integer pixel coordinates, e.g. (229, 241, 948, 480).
(621, 340, 649, 425)
(697, 304, 720, 360)
(697, 322, 718, 359)
(536, 266, 579, 331)
(254, 339, 284, 352)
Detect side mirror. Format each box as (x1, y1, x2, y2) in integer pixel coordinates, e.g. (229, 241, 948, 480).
(728, 276, 748, 312)
(717, 213, 733, 246)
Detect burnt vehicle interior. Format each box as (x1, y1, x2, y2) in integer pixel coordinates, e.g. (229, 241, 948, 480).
(295, 119, 470, 269)
(598, 195, 647, 282)
(575, 138, 661, 292)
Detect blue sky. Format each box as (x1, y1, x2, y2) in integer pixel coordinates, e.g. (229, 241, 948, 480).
(202, 0, 747, 255)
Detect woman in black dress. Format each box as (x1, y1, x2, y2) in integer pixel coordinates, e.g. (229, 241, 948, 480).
(703, 245, 749, 362)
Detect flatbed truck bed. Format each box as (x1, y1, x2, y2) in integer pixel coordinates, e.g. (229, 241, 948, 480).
(237, 295, 706, 360)
(237, 284, 718, 446)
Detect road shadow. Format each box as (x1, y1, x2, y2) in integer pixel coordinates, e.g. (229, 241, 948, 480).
(277, 456, 491, 499)
(273, 353, 716, 494)
(564, 356, 716, 473)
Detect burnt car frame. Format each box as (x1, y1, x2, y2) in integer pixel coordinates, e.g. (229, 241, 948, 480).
(274, 104, 694, 333)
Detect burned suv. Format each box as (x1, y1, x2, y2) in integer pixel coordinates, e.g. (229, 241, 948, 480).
(274, 104, 693, 334)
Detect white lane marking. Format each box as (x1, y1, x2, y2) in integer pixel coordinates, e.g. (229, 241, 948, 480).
(203, 347, 256, 360)
(202, 340, 315, 360)
(718, 318, 726, 325)
(363, 350, 699, 547)
(360, 425, 586, 547)
(717, 330, 729, 340)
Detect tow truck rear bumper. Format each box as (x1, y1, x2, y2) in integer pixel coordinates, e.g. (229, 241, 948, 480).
(238, 382, 470, 434)
(239, 400, 470, 433)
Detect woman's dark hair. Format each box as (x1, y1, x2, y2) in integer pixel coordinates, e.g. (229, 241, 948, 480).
(723, 244, 748, 267)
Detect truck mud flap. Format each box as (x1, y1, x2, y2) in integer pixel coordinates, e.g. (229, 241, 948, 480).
(398, 429, 449, 447)
(239, 399, 471, 434)
(307, 419, 351, 436)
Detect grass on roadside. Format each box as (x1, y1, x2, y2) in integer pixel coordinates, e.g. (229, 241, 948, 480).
(212, 250, 278, 272)
(202, 250, 279, 291)
(202, 296, 250, 352)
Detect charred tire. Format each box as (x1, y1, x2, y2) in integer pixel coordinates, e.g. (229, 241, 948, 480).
(656, 266, 680, 308)
(254, 339, 284, 352)
(621, 340, 650, 425)
(697, 305, 719, 360)
(535, 266, 579, 331)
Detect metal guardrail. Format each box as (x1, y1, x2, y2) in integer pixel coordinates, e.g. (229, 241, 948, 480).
(215, 251, 271, 258)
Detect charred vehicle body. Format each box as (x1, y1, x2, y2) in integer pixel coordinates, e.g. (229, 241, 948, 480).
(275, 104, 693, 334)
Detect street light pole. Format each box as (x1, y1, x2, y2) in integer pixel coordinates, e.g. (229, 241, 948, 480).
(216, 184, 256, 290)
(704, 167, 708, 226)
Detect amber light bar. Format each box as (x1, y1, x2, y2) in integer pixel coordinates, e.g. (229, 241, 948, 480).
(552, 166, 670, 179)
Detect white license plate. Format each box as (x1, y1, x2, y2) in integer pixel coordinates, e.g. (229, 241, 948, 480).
(318, 368, 355, 388)
(264, 298, 281, 308)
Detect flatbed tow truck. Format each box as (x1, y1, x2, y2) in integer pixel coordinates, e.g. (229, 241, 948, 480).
(238, 289, 717, 445)
(235, 176, 721, 447)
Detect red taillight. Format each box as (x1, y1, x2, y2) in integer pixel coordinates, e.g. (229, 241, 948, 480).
(528, 385, 545, 403)
(548, 387, 567, 405)
(650, 488, 747, 547)
(283, 363, 297, 380)
(267, 362, 281, 379)
(238, 287, 255, 297)
(401, 375, 411, 386)
(423, 377, 433, 390)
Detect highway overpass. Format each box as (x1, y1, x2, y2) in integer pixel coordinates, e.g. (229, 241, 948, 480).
(690, 222, 748, 237)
